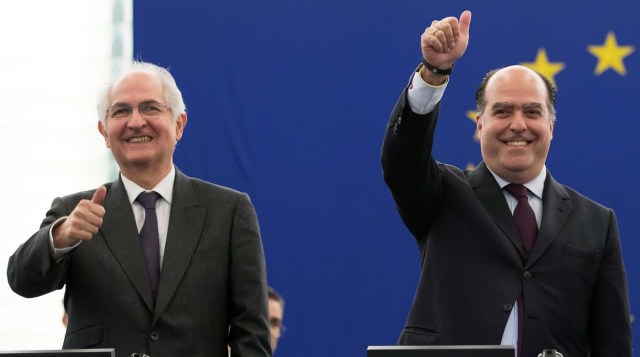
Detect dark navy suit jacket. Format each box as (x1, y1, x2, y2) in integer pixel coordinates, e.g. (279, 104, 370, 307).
(381, 89, 631, 356)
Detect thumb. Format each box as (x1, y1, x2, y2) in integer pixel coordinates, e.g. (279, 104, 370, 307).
(91, 185, 107, 205)
(459, 10, 472, 36)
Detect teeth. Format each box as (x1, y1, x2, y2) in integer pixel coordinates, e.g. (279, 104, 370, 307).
(506, 140, 528, 146)
(128, 136, 152, 143)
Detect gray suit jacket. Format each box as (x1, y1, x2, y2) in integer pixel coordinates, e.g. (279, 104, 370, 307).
(8, 170, 271, 357)
(381, 90, 632, 356)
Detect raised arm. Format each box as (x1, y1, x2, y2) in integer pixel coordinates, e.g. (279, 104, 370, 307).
(381, 11, 471, 238)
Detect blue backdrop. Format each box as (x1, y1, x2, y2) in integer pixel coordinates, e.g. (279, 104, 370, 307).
(133, 1, 638, 355)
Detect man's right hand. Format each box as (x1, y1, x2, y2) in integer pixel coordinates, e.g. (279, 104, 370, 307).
(52, 186, 107, 248)
(420, 10, 471, 84)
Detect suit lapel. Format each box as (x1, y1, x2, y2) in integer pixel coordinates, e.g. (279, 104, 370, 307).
(469, 162, 526, 258)
(100, 178, 156, 311)
(527, 172, 572, 267)
(153, 170, 207, 323)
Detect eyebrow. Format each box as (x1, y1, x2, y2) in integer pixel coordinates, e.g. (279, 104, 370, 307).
(110, 100, 163, 107)
(491, 102, 544, 111)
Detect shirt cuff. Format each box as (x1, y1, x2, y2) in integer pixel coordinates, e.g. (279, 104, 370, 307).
(407, 70, 448, 115)
(49, 216, 81, 260)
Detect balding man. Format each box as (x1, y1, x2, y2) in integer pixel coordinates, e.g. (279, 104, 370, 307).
(381, 10, 631, 357)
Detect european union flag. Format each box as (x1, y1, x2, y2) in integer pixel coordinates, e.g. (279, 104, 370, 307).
(135, 0, 637, 355)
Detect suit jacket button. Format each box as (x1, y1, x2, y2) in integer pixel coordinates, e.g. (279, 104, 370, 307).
(150, 331, 160, 341)
(523, 271, 532, 280)
(503, 303, 513, 312)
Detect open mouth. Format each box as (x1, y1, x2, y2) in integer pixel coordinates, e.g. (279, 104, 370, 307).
(504, 140, 530, 146)
(128, 136, 152, 143)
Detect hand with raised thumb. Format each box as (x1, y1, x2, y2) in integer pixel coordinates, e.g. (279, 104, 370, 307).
(420, 10, 471, 84)
(52, 186, 107, 248)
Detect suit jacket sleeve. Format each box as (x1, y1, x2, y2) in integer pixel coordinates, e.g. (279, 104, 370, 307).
(228, 193, 272, 357)
(7, 191, 94, 298)
(381, 88, 443, 239)
(7, 193, 86, 298)
(588, 209, 632, 356)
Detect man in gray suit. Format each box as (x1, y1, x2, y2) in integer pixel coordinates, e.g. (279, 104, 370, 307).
(8, 61, 271, 357)
(382, 10, 631, 357)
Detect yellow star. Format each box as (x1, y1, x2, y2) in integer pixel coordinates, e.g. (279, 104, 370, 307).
(466, 110, 479, 142)
(588, 32, 635, 76)
(520, 48, 565, 88)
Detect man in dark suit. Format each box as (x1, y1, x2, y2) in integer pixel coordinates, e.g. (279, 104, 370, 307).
(8, 61, 271, 357)
(381, 10, 631, 357)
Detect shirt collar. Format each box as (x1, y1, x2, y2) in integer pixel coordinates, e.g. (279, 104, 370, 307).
(488, 165, 546, 199)
(120, 166, 176, 204)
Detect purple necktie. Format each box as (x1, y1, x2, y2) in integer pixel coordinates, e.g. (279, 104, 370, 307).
(504, 183, 538, 357)
(136, 191, 161, 298)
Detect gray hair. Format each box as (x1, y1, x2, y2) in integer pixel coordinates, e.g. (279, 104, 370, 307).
(97, 60, 186, 123)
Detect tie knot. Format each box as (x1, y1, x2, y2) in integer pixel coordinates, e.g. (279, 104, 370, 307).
(136, 191, 160, 209)
(504, 184, 529, 200)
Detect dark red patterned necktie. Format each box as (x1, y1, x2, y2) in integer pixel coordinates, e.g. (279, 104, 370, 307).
(504, 184, 538, 254)
(504, 183, 538, 357)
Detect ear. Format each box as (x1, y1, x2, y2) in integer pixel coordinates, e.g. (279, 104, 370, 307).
(98, 120, 110, 148)
(476, 114, 483, 140)
(175, 113, 187, 141)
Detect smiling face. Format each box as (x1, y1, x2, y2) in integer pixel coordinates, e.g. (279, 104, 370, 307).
(98, 71, 186, 181)
(477, 66, 554, 184)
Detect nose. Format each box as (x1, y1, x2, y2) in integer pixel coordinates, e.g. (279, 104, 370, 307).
(126, 109, 147, 128)
(509, 111, 527, 131)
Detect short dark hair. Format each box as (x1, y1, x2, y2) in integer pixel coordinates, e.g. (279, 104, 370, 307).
(475, 67, 557, 122)
(268, 286, 285, 308)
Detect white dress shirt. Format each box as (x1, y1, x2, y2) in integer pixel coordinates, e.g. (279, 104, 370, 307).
(121, 167, 175, 268)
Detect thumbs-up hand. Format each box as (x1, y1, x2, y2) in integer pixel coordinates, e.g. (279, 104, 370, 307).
(420, 10, 471, 84)
(52, 186, 107, 248)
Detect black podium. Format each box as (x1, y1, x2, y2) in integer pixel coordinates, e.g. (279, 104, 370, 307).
(367, 345, 515, 357)
(0, 350, 115, 357)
